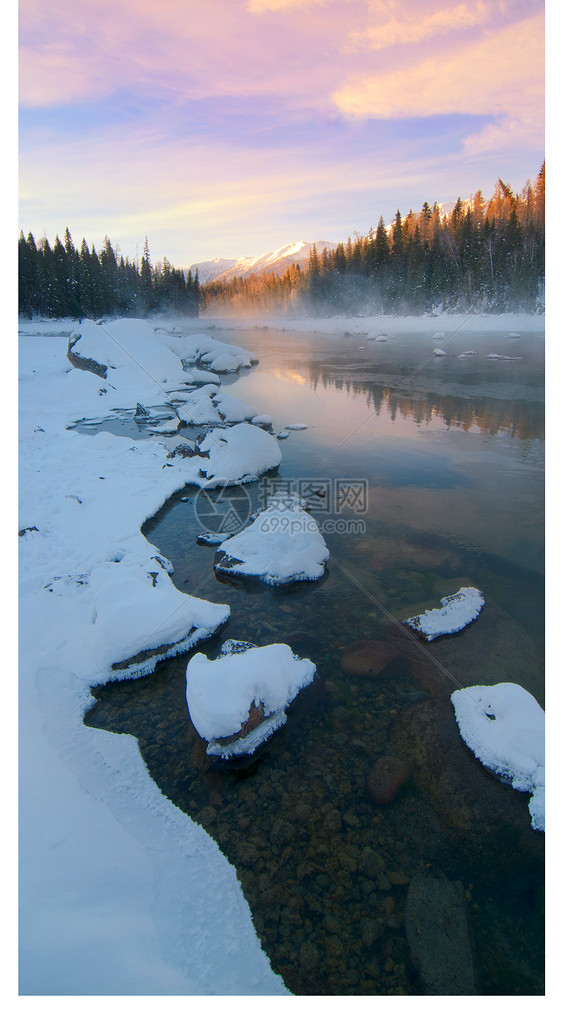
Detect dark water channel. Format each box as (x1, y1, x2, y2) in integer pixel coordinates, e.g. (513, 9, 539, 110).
(85, 323, 545, 995)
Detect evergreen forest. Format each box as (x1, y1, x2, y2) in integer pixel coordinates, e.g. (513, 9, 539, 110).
(18, 233, 200, 319)
(203, 165, 545, 316)
(19, 165, 544, 319)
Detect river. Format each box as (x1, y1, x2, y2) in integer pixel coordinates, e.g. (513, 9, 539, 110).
(86, 320, 544, 995)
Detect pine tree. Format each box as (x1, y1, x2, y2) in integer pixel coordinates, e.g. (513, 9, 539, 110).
(139, 237, 153, 310)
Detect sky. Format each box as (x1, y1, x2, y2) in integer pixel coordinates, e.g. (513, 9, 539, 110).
(18, 0, 545, 268)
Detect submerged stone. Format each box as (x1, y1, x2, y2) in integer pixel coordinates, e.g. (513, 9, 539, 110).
(367, 756, 410, 804)
(404, 875, 477, 994)
(340, 639, 399, 677)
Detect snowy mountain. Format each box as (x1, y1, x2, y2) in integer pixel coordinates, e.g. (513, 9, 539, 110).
(438, 198, 471, 219)
(187, 257, 237, 284)
(187, 240, 337, 285)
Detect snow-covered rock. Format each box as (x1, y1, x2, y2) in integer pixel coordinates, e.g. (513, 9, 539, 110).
(202, 352, 242, 373)
(175, 385, 222, 425)
(405, 587, 484, 640)
(173, 385, 258, 426)
(285, 423, 308, 430)
(196, 531, 227, 546)
(188, 367, 221, 384)
(214, 492, 329, 585)
(147, 418, 181, 435)
(67, 319, 192, 405)
(432, 348, 447, 356)
(177, 333, 257, 372)
(195, 422, 282, 486)
(185, 640, 316, 758)
(212, 390, 257, 423)
(251, 414, 273, 427)
(451, 682, 545, 831)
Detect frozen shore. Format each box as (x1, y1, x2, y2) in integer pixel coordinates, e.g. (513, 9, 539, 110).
(18, 320, 288, 994)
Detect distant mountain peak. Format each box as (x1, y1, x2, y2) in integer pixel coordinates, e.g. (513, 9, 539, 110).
(187, 240, 337, 285)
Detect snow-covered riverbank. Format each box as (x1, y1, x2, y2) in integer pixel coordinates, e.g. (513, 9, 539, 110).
(18, 320, 288, 994)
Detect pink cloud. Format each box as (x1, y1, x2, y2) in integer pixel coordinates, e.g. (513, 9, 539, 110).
(333, 11, 544, 134)
(348, 1, 492, 51)
(245, 0, 330, 11)
(19, 0, 356, 109)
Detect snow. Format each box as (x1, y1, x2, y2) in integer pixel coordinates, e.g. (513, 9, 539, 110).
(196, 531, 226, 546)
(214, 492, 329, 585)
(88, 560, 228, 674)
(251, 414, 273, 427)
(185, 640, 316, 758)
(213, 390, 257, 423)
(68, 318, 193, 406)
(451, 683, 545, 831)
(147, 418, 181, 435)
(203, 352, 243, 372)
(174, 384, 222, 425)
(185, 257, 237, 284)
(405, 587, 485, 640)
(193, 422, 282, 486)
(197, 240, 337, 283)
(19, 320, 288, 994)
(187, 366, 221, 384)
(285, 423, 308, 430)
(173, 385, 258, 426)
(170, 332, 257, 372)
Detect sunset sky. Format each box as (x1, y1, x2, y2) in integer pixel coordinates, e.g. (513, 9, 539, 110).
(18, 0, 545, 268)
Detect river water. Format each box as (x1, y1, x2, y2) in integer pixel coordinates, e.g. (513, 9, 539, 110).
(85, 321, 545, 995)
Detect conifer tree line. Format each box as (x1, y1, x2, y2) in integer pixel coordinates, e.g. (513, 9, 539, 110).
(18, 231, 200, 318)
(19, 164, 544, 319)
(202, 164, 545, 316)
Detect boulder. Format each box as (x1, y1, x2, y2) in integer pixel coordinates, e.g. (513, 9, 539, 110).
(186, 639, 316, 759)
(404, 875, 477, 994)
(367, 756, 410, 804)
(340, 639, 400, 677)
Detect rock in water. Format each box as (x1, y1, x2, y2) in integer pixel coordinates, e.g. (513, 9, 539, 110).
(367, 756, 409, 804)
(185, 639, 316, 759)
(340, 639, 400, 677)
(404, 875, 477, 994)
(451, 681, 545, 831)
(214, 492, 329, 586)
(405, 586, 484, 641)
